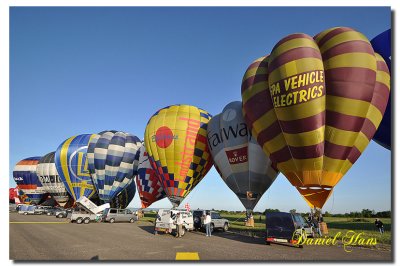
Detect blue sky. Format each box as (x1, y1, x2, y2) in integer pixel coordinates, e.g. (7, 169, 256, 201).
(9, 7, 391, 213)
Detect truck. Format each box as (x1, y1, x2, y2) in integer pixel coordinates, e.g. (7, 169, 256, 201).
(154, 209, 194, 236)
(70, 196, 110, 224)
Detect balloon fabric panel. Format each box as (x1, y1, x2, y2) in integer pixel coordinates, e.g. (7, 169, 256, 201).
(136, 145, 166, 208)
(13, 157, 44, 204)
(241, 27, 390, 208)
(55, 134, 96, 201)
(144, 105, 213, 207)
(36, 151, 70, 206)
(207, 101, 278, 211)
(87, 131, 142, 203)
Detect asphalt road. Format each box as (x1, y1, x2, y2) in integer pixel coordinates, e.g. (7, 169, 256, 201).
(9, 213, 391, 261)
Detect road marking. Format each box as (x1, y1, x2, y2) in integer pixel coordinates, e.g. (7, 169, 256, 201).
(10, 222, 70, 224)
(175, 252, 200, 260)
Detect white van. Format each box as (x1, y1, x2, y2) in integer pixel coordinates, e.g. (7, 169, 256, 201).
(103, 208, 138, 223)
(154, 209, 194, 236)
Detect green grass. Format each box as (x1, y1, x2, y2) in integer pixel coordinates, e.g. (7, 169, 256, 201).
(139, 211, 391, 245)
(323, 217, 391, 245)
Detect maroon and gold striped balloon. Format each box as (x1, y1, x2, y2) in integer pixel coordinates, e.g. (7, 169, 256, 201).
(241, 27, 390, 209)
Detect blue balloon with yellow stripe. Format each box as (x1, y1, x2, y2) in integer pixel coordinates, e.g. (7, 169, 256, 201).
(55, 134, 97, 201)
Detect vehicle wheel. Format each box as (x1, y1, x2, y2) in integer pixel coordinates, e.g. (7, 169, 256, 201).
(223, 223, 229, 232)
(299, 245, 304, 249)
(129, 218, 135, 223)
(76, 217, 83, 224)
(83, 218, 90, 224)
(24, 212, 28, 215)
(210, 223, 214, 233)
(56, 214, 62, 218)
(109, 218, 115, 223)
(266, 241, 271, 245)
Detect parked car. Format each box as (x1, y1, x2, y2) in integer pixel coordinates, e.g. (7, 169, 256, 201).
(55, 209, 73, 218)
(103, 208, 138, 223)
(154, 209, 194, 236)
(265, 211, 315, 248)
(34, 206, 53, 215)
(192, 210, 229, 232)
(45, 207, 63, 216)
(18, 205, 37, 215)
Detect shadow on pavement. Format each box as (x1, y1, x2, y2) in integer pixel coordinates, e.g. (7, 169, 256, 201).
(191, 230, 266, 245)
(137, 225, 156, 235)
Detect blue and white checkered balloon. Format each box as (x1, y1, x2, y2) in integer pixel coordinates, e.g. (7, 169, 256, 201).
(87, 130, 142, 203)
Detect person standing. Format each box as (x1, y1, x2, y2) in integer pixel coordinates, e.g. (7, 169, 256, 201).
(175, 213, 183, 238)
(375, 218, 384, 234)
(204, 211, 212, 237)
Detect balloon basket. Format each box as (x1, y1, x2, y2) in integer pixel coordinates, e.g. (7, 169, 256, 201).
(245, 217, 254, 227)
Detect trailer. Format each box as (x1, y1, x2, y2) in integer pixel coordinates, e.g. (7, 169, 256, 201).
(70, 196, 110, 224)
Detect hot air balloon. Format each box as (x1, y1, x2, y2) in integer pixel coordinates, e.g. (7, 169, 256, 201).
(144, 104, 213, 207)
(371, 29, 391, 150)
(87, 130, 142, 203)
(36, 151, 70, 206)
(55, 134, 97, 201)
(136, 145, 166, 208)
(110, 179, 136, 209)
(207, 101, 279, 212)
(13, 157, 45, 204)
(9, 187, 19, 203)
(241, 27, 390, 209)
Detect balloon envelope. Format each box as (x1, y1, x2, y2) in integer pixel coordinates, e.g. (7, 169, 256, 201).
(110, 178, 136, 209)
(242, 27, 390, 209)
(144, 104, 213, 207)
(371, 29, 391, 150)
(87, 130, 142, 203)
(55, 134, 97, 201)
(13, 157, 45, 204)
(36, 151, 70, 206)
(136, 145, 166, 208)
(207, 101, 279, 211)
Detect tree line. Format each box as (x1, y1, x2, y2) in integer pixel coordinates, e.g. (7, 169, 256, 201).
(216, 208, 391, 218)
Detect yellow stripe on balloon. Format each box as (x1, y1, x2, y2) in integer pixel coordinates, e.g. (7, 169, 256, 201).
(274, 96, 325, 121)
(277, 157, 324, 172)
(318, 31, 370, 54)
(323, 53, 377, 71)
(283, 126, 325, 147)
(313, 27, 341, 43)
(252, 109, 277, 133)
(269, 58, 324, 84)
(60, 136, 75, 200)
(264, 133, 287, 154)
(325, 126, 369, 148)
(242, 66, 268, 81)
(322, 156, 352, 174)
(327, 96, 382, 128)
(241, 82, 269, 104)
(271, 38, 320, 58)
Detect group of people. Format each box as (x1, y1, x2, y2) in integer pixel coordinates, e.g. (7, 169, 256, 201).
(307, 210, 324, 237)
(173, 211, 212, 238)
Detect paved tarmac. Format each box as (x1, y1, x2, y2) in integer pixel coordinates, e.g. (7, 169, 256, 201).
(9, 213, 392, 261)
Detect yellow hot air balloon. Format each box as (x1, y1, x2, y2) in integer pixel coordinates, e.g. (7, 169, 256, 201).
(144, 104, 213, 207)
(241, 27, 390, 209)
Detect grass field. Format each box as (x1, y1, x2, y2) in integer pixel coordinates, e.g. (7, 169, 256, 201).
(140, 211, 391, 245)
